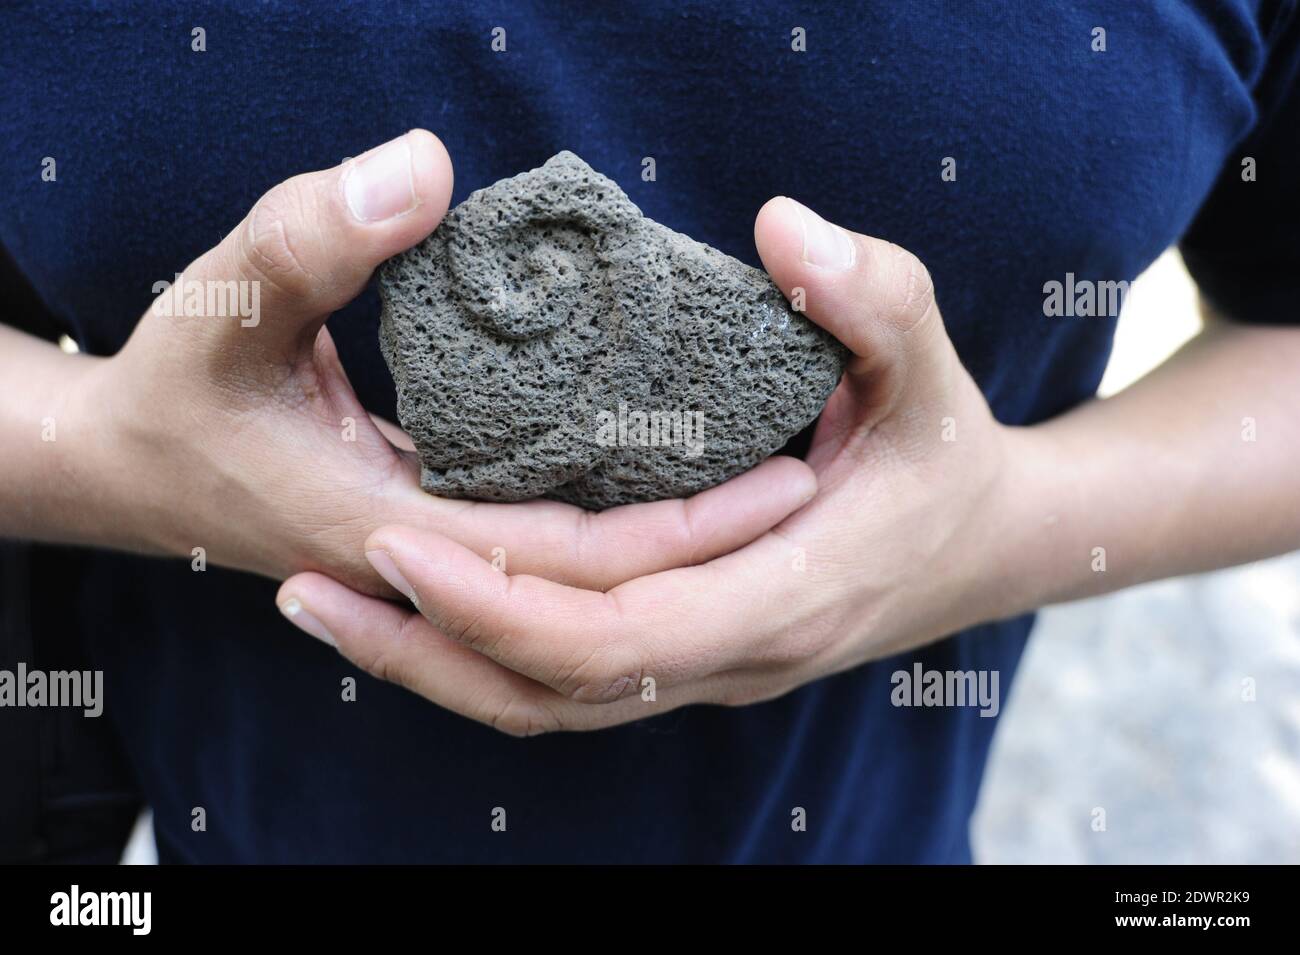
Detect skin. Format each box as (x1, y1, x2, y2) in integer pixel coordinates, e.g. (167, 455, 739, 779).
(282, 197, 1300, 734)
(0, 130, 817, 598)
(5, 130, 1300, 736)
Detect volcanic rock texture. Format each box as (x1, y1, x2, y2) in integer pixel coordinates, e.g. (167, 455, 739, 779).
(379, 151, 846, 510)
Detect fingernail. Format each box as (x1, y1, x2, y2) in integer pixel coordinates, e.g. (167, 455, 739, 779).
(279, 597, 336, 648)
(343, 134, 418, 222)
(788, 197, 856, 271)
(366, 549, 417, 604)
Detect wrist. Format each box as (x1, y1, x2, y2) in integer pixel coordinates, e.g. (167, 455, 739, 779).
(0, 338, 113, 544)
(59, 352, 184, 557)
(983, 422, 1093, 618)
(878, 420, 1069, 641)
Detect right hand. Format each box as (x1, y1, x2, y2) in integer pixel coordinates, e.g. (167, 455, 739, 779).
(59, 130, 817, 597)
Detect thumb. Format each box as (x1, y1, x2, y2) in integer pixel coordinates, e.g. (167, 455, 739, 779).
(173, 129, 453, 364)
(754, 196, 959, 420)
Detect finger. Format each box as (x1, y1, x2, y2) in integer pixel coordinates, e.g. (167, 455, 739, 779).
(275, 572, 720, 734)
(754, 196, 959, 417)
(367, 408, 421, 481)
(363, 525, 781, 701)
(365, 527, 636, 702)
(310, 325, 403, 461)
(167, 129, 453, 365)
(278, 571, 565, 733)
(369, 414, 417, 453)
(410, 454, 816, 591)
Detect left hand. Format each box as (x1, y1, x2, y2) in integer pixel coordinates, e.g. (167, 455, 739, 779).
(278, 197, 1033, 734)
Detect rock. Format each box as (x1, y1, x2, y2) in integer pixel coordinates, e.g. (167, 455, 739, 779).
(378, 151, 847, 510)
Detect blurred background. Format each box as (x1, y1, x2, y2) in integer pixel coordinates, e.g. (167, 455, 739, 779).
(122, 250, 1300, 864)
(973, 250, 1300, 863)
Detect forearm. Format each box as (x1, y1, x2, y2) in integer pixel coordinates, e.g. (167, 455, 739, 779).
(0, 324, 133, 549)
(1003, 314, 1300, 612)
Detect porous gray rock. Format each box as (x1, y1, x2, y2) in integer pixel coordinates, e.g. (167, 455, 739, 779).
(378, 151, 847, 510)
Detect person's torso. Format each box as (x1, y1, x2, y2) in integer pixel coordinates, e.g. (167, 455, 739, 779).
(0, 0, 1285, 861)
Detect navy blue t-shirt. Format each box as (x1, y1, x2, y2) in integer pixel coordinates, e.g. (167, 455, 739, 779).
(2, 1, 1298, 862)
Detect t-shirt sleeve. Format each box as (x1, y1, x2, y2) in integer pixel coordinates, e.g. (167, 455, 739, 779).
(1179, 5, 1300, 324)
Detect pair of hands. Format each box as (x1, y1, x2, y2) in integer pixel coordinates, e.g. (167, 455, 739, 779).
(74, 130, 1032, 734)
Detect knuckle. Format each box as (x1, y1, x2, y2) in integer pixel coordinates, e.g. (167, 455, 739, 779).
(347, 614, 423, 692)
(671, 498, 705, 565)
(555, 641, 643, 704)
(885, 243, 936, 333)
(351, 641, 407, 691)
(567, 509, 597, 575)
(484, 695, 563, 737)
(582, 504, 696, 584)
(756, 636, 811, 668)
(756, 617, 839, 668)
(241, 180, 321, 299)
(444, 606, 501, 655)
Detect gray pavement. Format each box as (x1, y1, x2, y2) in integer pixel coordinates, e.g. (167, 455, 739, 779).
(973, 552, 1300, 863)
